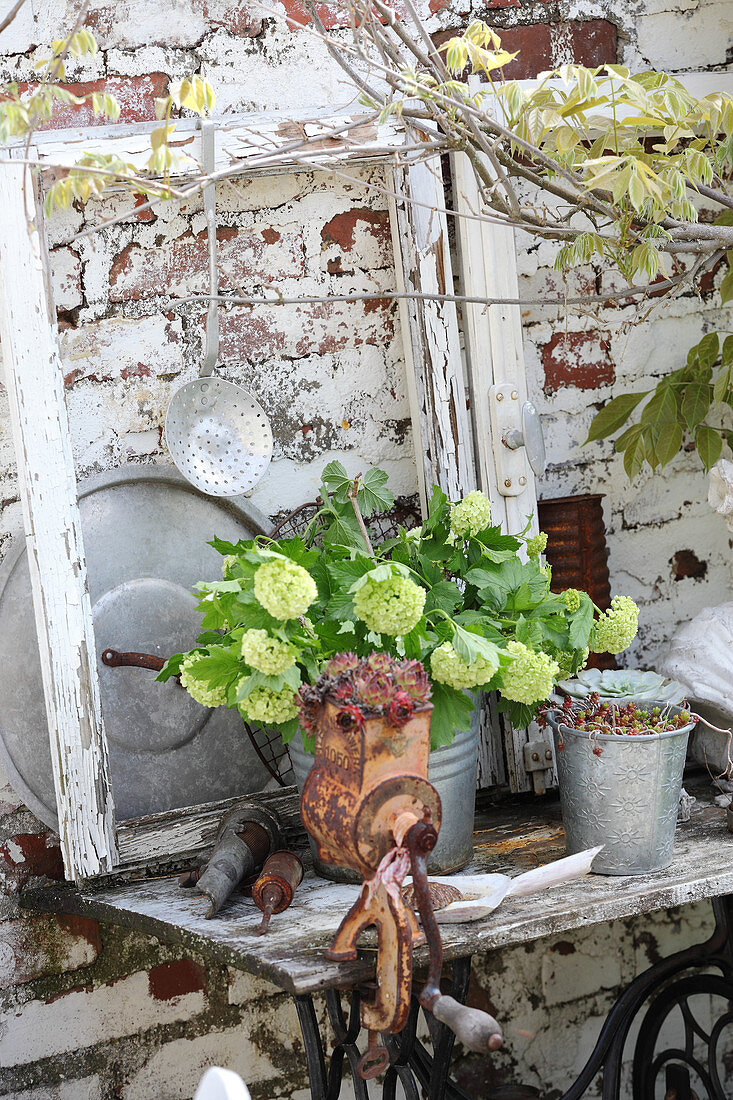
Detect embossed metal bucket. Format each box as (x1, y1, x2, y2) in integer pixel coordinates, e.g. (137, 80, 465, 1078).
(290, 714, 480, 881)
(546, 703, 695, 876)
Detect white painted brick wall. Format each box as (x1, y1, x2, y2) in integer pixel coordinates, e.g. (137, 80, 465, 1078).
(0, 968, 206, 1066)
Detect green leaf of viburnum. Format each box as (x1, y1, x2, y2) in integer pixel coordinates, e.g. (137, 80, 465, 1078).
(278, 718, 300, 745)
(496, 696, 536, 730)
(357, 467, 394, 515)
(424, 580, 463, 615)
(451, 625, 500, 670)
(189, 645, 244, 690)
(156, 652, 187, 682)
(236, 664, 300, 701)
(568, 594, 594, 650)
(585, 391, 650, 443)
(320, 460, 353, 502)
(428, 682, 476, 749)
(514, 615, 544, 649)
(424, 485, 449, 532)
(695, 424, 723, 470)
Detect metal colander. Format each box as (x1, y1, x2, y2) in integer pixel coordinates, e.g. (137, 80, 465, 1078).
(165, 121, 273, 498)
(165, 379, 272, 496)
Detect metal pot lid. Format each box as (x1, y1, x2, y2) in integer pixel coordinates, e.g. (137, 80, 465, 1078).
(0, 463, 274, 830)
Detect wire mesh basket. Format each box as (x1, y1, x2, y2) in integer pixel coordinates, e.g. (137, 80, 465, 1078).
(244, 497, 422, 786)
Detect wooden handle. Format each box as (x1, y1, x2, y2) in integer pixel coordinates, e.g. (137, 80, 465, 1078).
(431, 994, 503, 1053)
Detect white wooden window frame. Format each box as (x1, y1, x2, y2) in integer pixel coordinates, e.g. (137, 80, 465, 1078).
(0, 108, 540, 882)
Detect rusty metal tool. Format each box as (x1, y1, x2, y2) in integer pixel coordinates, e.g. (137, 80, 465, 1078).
(252, 850, 304, 935)
(300, 695, 503, 1079)
(196, 802, 282, 918)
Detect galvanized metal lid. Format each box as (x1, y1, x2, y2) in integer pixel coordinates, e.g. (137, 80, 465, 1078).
(0, 464, 274, 830)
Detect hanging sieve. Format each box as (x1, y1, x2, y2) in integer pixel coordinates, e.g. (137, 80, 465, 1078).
(165, 120, 273, 497)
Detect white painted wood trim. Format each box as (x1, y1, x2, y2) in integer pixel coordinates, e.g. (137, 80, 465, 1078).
(451, 147, 542, 793)
(20, 110, 405, 183)
(0, 157, 118, 879)
(390, 153, 476, 506)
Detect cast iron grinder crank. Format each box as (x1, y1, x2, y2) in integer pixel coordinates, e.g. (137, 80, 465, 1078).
(300, 697, 502, 1079)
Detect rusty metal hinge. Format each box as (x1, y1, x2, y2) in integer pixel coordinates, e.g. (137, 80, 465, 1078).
(522, 739, 554, 795)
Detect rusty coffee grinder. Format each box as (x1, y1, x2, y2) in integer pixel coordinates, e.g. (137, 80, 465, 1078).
(299, 661, 502, 1080)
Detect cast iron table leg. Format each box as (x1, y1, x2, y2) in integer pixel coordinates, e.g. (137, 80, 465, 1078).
(293, 957, 512, 1100)
(558, 894, 733, 1100)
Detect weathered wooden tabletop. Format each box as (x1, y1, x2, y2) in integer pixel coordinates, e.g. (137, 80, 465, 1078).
(23, 776, 733, 996)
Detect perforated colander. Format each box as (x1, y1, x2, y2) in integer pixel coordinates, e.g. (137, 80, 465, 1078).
(165, 121, 273, 498)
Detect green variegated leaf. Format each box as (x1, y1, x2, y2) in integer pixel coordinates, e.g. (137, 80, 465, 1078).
(695, 425, 723, 470)
(585, 391, 650, 442)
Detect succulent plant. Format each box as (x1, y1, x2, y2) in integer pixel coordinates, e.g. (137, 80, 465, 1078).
(556, 667, 686, 704)
(305, 653, 430, 728)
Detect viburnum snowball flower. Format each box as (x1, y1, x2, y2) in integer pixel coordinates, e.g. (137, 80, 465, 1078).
(253, 558, 317, 620)
(563, 589, 582, 613)
(500, 641, 559, 705)
(430, 641, 498, 691)
(221, 554, 238, 577)
(240, 629, 296, 675)
(526, 531, 548, 560)
(179, 655, 228, 708)
(591, 596, 639, 654)
(554, 648, 589, 679)
(353, 574, 426, 636)
(449, 490, 492, 539)
(240, 684, 298, 725)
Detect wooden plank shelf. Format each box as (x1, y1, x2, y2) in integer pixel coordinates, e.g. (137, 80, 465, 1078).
(22, 774, 732, 997)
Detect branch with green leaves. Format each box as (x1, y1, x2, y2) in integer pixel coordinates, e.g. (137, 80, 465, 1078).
(586, 330, 733, 476)
(0, 27, 216, 214)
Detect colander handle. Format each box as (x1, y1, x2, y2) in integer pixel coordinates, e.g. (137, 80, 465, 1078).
(200, 119, 219, 379)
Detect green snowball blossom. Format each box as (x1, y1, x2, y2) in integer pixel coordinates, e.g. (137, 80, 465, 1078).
(500, 640, 559, 705)
(554, 648, 589, 679)
(222, 554, 238, 578)
(240, 684, 299, 725)
(591, 596, 639, 655)
(526, 531, 548, 560)
(253, 558, 317, 620)
(179, 655, 228, 708)
(240, 629, 295, 675)
(353, 574, 426, 636)
(563, 588, 582, 613)
(449, 490, 492, 539)
(430, 641, 498, 690)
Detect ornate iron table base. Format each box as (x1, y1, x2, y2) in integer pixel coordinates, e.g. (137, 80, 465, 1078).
(294, 895, 733, 1099)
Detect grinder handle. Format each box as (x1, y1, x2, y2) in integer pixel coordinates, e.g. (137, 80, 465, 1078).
(430, 994, 503, 1053)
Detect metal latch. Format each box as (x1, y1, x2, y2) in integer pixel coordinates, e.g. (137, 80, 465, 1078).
(523, 739, 555, 796)
(488, 384, 547, 496)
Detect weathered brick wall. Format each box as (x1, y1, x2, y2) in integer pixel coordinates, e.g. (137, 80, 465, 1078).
(0, 0, 731, 1097)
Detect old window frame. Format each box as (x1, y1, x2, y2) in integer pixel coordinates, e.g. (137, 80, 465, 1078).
(0, 108, 539, 882)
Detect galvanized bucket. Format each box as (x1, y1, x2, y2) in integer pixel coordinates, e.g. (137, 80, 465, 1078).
(289, 712, 480, 881)
(546, 702, 695, 876)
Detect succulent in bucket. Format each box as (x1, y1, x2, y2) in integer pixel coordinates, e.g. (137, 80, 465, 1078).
(539, 694, 696, 756)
